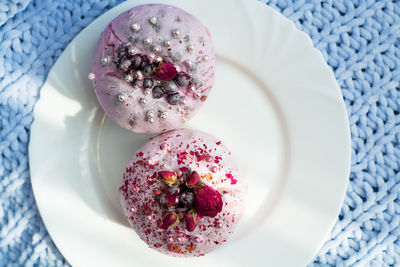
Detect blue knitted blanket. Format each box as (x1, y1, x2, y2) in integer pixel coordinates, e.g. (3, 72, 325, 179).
(1, 0, 399, 266)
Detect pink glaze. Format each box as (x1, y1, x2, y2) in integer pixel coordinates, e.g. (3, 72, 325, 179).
(120, 129, 246, 257)
(92, 4, 216, 134)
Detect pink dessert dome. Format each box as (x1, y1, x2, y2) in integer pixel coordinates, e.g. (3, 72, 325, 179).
(119, 129, 246, 257)
(91, 4, 216, 134)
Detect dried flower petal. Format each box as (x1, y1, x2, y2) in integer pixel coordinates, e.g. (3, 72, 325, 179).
(153, 189, 162, 195)
(156, 219, 163, 229)
(195, 152, 210, 162)
(179, 166, 190, 173)
(168, 244, 181, 253)
(165, 191, 179, 207)
(186, 171, 200, 188)
(194, 186, 223, 217)
(176, 212, 184, 220)
(186, 244, 196, 252)
(155, 62, 178, 81)
(161, 212, 179, 229)
(177, 151, 191, 165)
(159, 171, 178, 186)
(184, 209, 202, 232)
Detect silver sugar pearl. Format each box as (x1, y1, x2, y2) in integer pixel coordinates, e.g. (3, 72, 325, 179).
(195, 92, 202, 99)
(129, 206, 137, 215)
(152, 45, 160, 52)
(88, 73, 95, 80)
(210, 166, 218, 173)
(125, 74, 133, 82)
(185, 60, 193, 68)
(160, 113, 167, 120)
(176, 237, 183, 243)
(139, 98, 147, 105)
(118, 93, 126, 102)
(180, 98, 187, 105)
(143, 37, 152, 45)
(131, 23, 140, 32)
(128, 47, 136, 55)
(164, 40, 171, 47)
(187, 45, 194, 51)
(100, 57, 109, 64)
(189, 85, 196, 92)
(193, 236, 202, 243)
(146, 214, 153, 221)
(144, 89, 152, 95)
(172, 29, 180, 37)
(202, 55, 209, 62)
(130, 206, 137, 214)
(149, 16, 158, 25)
(166, 236, 174, 244)
(155, 79, 161, 84)
(147, 111, 154, 118)
(148, 53, 155, 60)
(155, 56, 163, 63)
(216, 222, 223, 228)
(148, 117, 154, 123)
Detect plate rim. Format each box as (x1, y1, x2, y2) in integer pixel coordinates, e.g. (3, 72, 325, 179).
(29, 0, 351, 266)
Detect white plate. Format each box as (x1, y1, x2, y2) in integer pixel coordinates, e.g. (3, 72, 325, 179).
(29, 0, 350, 266)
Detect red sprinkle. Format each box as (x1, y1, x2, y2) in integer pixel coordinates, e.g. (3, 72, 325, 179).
(177, 150, 191, 164)
(225, 173, 238, 185)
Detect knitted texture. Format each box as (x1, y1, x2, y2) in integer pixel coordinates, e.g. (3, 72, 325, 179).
(0, 0, 399, 266)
